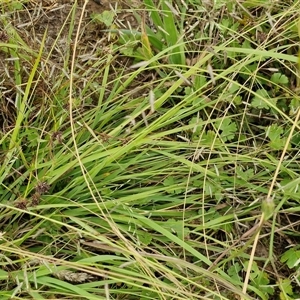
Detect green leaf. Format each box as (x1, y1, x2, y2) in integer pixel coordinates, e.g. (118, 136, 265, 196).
(228, 95, 242, 105)
(164, 219, 189, 239)
(236, 167, 254, 181)
(228, 81, 240, 94)
(138, 231, 153, 245)
(269, 139, 286, 150)
(204, 181, 221, 198)
(163, 176, 174, 187)
(220, 18, 231, 34)
(228, 263, 242, 283)
(281, 247, 300, 268)
(278, 278, 293, 297)
(91, 11, 115, 27)
(163, 176, 183, 194)
(251, 89, 271, 109)
(243, 261, 273, 296)
(266, 124, 287, 150)
(193, 97, 206, 106)
(200, 130, 219, 145)
(120, 47, 134, 57)
(266, 124, 283, 141)
(194, 75, 208, 90)
(242, 39, 252, 49)
(189, 116, 203, 136)
(216, 118, 237, 141)
(289, 98, 300, 115)
(226, 41, 241, 59)
(270, 73, 288, 85)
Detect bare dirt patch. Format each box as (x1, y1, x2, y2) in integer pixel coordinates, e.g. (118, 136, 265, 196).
(0, 0, 144, 131)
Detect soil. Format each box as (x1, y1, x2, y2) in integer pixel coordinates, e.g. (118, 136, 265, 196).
(0, 0, 144, 131)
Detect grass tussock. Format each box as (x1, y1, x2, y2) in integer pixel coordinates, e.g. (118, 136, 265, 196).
(1, 0, 300, 299)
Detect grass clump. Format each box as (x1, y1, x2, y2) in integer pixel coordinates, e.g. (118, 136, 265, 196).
(1, 0, 300, 299)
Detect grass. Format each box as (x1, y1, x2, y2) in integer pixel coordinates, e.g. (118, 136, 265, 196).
(1, 0, 300, 299)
